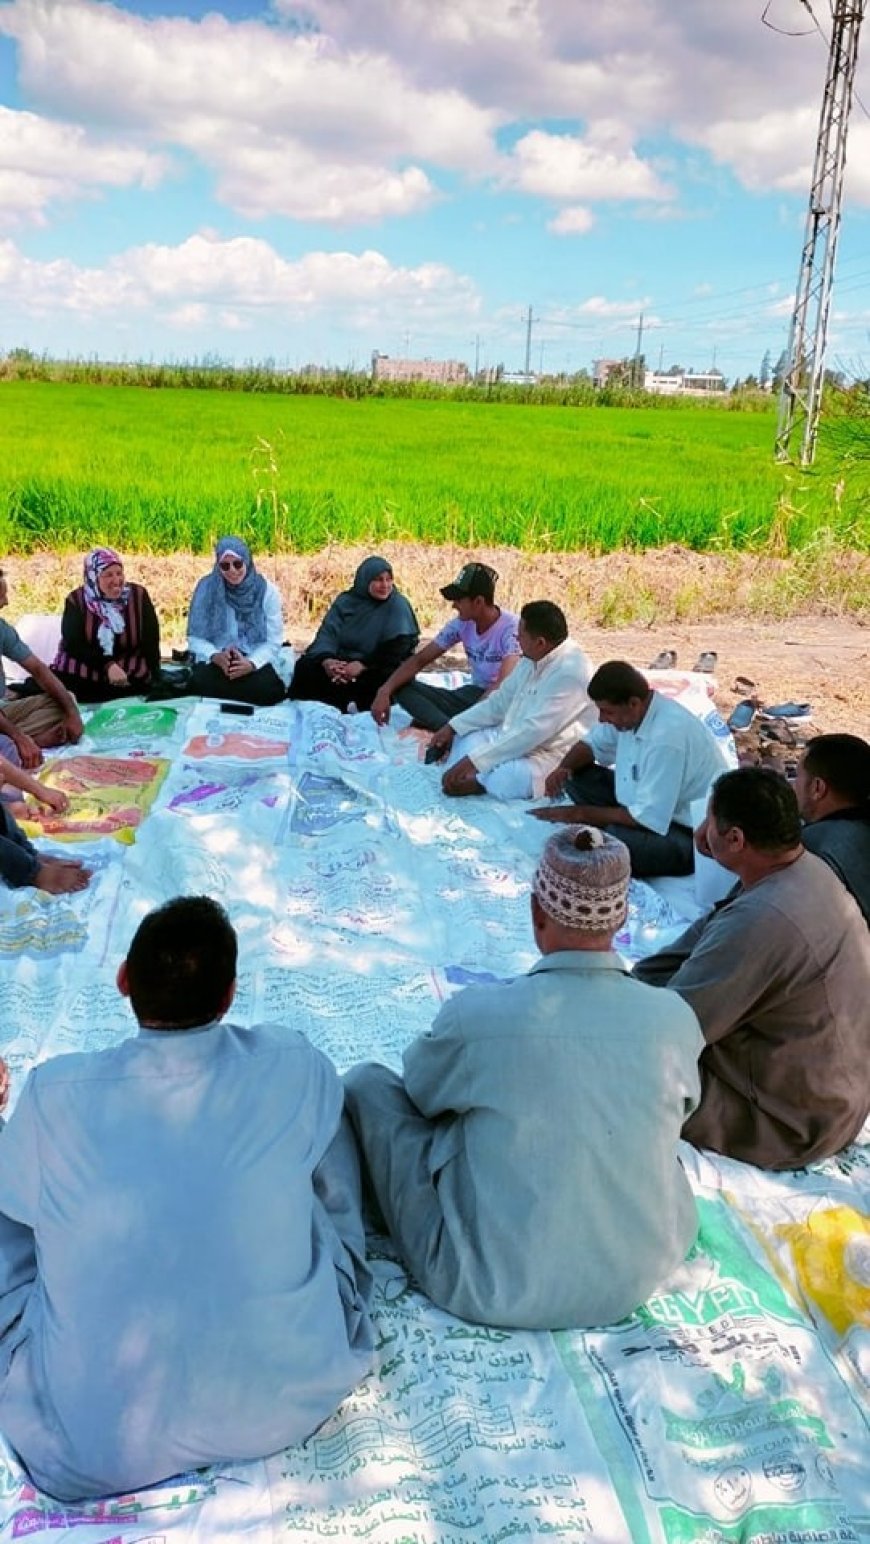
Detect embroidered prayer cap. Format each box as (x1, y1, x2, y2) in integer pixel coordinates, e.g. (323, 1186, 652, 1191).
(440, 562, 498, 603)
(533, 825, 630, 932)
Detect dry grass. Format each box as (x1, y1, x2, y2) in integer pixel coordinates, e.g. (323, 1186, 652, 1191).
(7, 542, 869, 649)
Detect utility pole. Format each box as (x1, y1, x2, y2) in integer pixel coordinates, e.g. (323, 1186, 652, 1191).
(524, 306, 533, 378)
(473, 334, 481, 380)
(775, 0, 866, 464)
(633, 312, 644, 388)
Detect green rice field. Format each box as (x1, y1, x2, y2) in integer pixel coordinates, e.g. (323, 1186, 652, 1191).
(0, 381, 865, 555)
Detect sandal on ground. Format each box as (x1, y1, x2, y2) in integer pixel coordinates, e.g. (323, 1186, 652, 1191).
(648, 649, 677, 670)
(759, 720, 798, 746)
(692, 650, 718, 673)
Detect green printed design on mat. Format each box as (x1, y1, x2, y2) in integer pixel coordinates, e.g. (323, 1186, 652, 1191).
(86, 703, 178, 741)
(662, 1399, 833, 1450)
(635, 1196, 804, 1331)
(552, 1335, 652, 1544)
(659, 1499, 859, 1544)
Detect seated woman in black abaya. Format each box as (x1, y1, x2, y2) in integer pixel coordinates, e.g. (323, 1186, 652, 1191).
(289, 557, 418, 714)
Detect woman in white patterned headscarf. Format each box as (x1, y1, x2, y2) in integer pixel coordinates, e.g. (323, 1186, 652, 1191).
(51, 549, 161, 702)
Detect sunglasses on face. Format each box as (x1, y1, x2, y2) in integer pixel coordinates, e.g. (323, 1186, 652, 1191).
(219, 558, 245, 573)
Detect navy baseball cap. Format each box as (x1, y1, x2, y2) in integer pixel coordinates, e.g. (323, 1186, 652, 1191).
(440, 562, 498, 603)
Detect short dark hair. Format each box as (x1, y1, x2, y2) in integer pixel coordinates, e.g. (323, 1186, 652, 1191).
(710, 767, 801, 850)
(125, 896, 238, 1028)
(520, 601, 568, 645)
(803, 733, 870, 806)
(588, 660, 650, 704)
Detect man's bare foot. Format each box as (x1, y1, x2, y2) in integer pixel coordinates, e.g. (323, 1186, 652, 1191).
(33, 859, 91, 895)
(442, 774, 486, 796)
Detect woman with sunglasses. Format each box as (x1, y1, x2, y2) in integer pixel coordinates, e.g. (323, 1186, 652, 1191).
(51, 548, 161, 702)
(187, 536, 285, 706)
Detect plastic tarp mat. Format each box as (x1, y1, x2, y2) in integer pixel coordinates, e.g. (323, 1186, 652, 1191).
(0, 695, 867, 1544)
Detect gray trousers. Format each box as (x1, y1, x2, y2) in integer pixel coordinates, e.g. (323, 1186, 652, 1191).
(344, 1063, 470, 1318)
(566, 765, 695, 878)
(394, 681, 483, 730)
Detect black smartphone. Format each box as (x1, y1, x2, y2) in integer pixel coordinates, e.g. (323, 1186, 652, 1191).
(220, 702, 255, 716)
(424, 743, 444, 764)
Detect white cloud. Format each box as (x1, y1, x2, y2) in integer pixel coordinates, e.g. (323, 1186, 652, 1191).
(577, 296, 652, 319)
(0, 0, 499, 223)
(206, 141, 436, 224)
(693, 110, 819, 195)
(3, 0, 870, 249)
(0, 105, 167, 228)
(0, 233, 482, 332)
(509, 131, 672, 204)
(277, 0, 870, 205)
(547, 206, 595, 236)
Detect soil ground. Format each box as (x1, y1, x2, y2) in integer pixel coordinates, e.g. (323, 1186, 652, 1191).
(7, 546, 869, 760)
(572, 616, 870, 772)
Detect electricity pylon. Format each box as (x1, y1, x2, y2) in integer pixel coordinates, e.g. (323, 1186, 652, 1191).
(775, 0, 866, 464)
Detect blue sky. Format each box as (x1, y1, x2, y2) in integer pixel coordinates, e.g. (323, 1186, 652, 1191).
(1, 0, 870, 381)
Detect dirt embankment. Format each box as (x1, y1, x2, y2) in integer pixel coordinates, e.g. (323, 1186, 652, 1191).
(7, 545, 869, 744)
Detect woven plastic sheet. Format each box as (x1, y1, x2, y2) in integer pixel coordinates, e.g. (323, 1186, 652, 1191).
(0, 695, 867, 1542)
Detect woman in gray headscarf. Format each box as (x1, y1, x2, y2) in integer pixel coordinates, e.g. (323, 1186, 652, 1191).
(289, 557, 418, 713)
(187, 536, 286, 706)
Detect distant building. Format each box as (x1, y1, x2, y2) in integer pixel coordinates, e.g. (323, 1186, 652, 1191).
(501, 370, 538, 386)
(371, 352, 470, 385)
(592, 358, 623, 389)
(644, 369, 727, 396)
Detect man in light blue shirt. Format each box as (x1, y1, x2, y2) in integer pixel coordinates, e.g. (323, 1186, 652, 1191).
(533, 659, 732, 876)
(0, 897, 373, 1500)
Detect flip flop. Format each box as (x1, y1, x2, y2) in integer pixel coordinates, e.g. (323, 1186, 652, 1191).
(648, 649, 677, 670)
(759, 720, 798, 746)
(759, 702, 812, 721)
(727, 699, 757, 732)
(732, 675, 757, 695)
(692, 650, 718, 673)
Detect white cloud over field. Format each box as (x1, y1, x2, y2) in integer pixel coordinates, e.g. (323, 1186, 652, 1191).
(0, 232, 482, 330)
(2, 0, 868, 236)
(0, 104, 167, 227)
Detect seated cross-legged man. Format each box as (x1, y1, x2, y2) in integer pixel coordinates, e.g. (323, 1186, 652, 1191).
(371, 562, 521, 730)
(532, 659, 732, 877)
(635, 767, 870, 1170)
(0, 896, 373, 1501)
(345, 826, 703, 1330)
(0, 564, 83, 765)
(427, 600, 595, 801)
(795, 732, 870, 925)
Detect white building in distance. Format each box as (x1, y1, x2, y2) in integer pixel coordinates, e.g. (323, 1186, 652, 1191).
(644, 369, 727, 396)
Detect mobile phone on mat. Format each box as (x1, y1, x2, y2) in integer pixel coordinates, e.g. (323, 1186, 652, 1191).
(220, 702, 255, 716)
